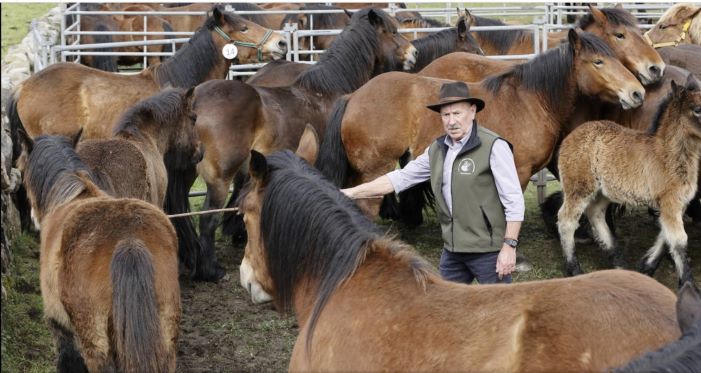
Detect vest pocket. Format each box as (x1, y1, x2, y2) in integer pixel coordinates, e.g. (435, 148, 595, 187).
(480, 205, 493, 246)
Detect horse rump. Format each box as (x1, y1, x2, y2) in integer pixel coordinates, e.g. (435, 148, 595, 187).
(110, 238, 169, 373)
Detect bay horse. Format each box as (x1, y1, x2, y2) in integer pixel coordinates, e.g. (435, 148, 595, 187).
(315, 29, 644, 219)
(239, 148, 680, 372)
(7, 5, 287, 143)
(17, 134, 180, 373)
(644, 3, 701, 49)
(111, 4, 175, 67)
(279, 3, 351, 60)
(470, 13, 565, 56)
(557, 75, 701, 285)
(615, 281, 701, 373)
(188, 7, 417, 281)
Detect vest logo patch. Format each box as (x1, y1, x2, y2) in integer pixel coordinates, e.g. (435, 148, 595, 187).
(458, 158, 476, 175)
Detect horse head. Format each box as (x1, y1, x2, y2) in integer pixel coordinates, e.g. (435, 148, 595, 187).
(645, 4, 701, 48)
(207, 5, 288, 64)
(580, 4, 665, 85)
(353, 8, 417, 72)
(569, 28, 645, 110)
(669, 73, 701, 136)
(455, 9, 484, 56)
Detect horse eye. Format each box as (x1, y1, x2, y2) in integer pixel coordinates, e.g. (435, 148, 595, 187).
(189, 114, 197, 122)
(693, 107, 701, 116)
(241, 26, 248, 33)
(614, 33, 624, 39)
(593, 59, 604, 66)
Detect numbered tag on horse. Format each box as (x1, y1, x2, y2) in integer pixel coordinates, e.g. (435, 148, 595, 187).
(222, 44, 238, 60)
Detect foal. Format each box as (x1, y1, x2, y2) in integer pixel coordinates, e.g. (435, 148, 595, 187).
(557, 75, 701, 285)
(18, 134, 180, 373)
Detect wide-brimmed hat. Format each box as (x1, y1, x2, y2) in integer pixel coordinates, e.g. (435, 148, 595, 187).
(426, 81, 485, 113)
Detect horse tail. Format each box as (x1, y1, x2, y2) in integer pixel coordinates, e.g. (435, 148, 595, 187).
(92, 24, 118, 72)
(161, 21, 175, 62)
(163, 166, 200, 273)
(315, 95, 350, 186)
(111, 238, 167, 373)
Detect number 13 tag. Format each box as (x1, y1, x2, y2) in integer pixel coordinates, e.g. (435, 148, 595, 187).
(222, 44, 238, 60)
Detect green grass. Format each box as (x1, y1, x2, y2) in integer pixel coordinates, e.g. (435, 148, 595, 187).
(1, 3, 56, 60)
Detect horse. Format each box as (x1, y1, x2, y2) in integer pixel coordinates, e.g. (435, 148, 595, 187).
(111, 4, 176, 67)
(280, 4, 351, 60)
(658, 44, 701, 80)
(397, 15, 449, 40)
(145, 3, 212, 33)
(615, 281, 701, 373)
(238, 148, 680, 372)
(7, 5, 287, 143)
(245, 10, 482, 87)
(644, 3, 701, 49)
(186, 7, 417, 281)
(470, 13, 565, 56)
(17, 134, 180, 373)
(74, 5, 119, 72)
(315, 29, 644, 220)
(557, 75, 701, 286)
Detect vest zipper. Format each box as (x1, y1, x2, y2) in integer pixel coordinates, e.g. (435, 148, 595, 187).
(480, 205, 493, 246)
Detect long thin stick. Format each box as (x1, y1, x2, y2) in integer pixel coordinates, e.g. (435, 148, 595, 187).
(167, 207, 239, 218)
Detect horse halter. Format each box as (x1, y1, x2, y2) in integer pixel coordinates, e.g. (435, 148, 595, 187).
(644, 19, 692, 49)
(214, 26, 274, 62)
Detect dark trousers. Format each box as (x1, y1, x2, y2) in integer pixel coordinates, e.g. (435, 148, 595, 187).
(439, 249, 512, 284)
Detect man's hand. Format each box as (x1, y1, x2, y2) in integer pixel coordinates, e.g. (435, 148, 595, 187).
(496, 244, 517, 279)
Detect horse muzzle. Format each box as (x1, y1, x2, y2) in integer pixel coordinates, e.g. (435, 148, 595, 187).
(637, 62, 666, 86)
(403, 46, 418, 71)
(619, 88, 645, 110)
(239, 257, 273, 304)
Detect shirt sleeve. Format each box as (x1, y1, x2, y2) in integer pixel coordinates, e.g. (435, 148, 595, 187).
(490, 139, 525, 221)
(386, 147, 431, 194)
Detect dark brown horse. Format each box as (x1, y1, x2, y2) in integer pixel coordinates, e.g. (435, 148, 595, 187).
(74, 4, 119, 72)
(7, 5, 287, 142)
(280, 3, 351, 60)
(187, 7, 417, 281)
(557, 75, 701, 285)
(316, 29, 644, 218)
(17, 134, 180, 373)
(238, 148, 680, 372)
(469, 12, 565, 56)
(76, 87, 200, 207)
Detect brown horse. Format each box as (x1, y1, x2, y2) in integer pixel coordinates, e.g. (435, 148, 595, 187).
(316, 29, 644, 218)
(187, 7, 417, 281)
(73, 4, 119, 72)
(146, 3, 212, 33)
(238, 148, 679, 372)
(7, 5, 287, 142)
(17, 134, 180, 373)
(245, 11, 482, 87)
(76, 87, 199, 207)
(280, 3, 351, 60)
(644, 3, 701, 49)
(111, 4, 176, 67)
(557, 75, 701, 285)
(470, 12, 565, 56)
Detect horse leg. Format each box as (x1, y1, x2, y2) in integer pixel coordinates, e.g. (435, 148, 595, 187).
(658, 207, 694, 287)
(47, 319, 88, 373)
(195, 178, 230, 281)
(557, 195, 589, 276)
(639, 233, 666, 277)
(584, 194, 626, 269)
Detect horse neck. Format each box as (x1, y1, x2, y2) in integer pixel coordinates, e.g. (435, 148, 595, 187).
(412, 30, 456, 71)
(655, 109, 701, 180)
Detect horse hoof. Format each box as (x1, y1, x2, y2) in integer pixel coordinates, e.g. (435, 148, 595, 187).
(565, 261, 583, 277)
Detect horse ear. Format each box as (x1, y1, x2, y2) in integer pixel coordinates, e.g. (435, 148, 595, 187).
(343, 9, 353, 19)
(212, 5, 225, 26)
(249, 150, 269, 184)
(568, 28, 582, 53)
(671, 79, 683, 96)
(457, 16, 469, 39)
(70, 128, 83, 148)
(367, 9, 382, 27)
(686, 73, 699, 92)
(295, 124, 319, 165)
(588, 4, 608, 26)
(676, 281, 701, 334)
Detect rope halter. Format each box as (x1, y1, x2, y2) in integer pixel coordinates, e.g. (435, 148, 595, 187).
(214, 26, 274, 62)
(644, 19, 692, 49)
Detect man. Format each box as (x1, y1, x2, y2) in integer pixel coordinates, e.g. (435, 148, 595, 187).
(342, 81, 524, 284)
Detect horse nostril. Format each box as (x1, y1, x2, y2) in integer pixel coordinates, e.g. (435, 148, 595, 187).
(632, 90, 644, 103)
(412, 49, 419, 59)
(649, 65, 660, 77)
(278, 40, 288, 51)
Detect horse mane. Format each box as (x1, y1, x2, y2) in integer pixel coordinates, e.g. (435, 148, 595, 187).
(229, 3, 268, 26)
(472, 16, 526, 55)
(252, 150, 433, 351)
(412, 27, 470, 70)
(283, 4, 348, 30)
(294, 7, 398, 95)
(153, 11, 231, 88)
(399, 16, 448, 28)
(576, 7, 638, 29)
(483, 31, 615, 113)
(614, 320, 701, 373)
(649, 76, 700, 134)
(113, 88, 188, 139)
(24, 136, 97, 216)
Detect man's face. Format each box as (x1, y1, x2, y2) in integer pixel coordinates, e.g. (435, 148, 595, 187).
(440, 101, 476, 142)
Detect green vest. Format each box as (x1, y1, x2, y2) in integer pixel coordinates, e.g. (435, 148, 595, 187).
(428, 124, 507, 253)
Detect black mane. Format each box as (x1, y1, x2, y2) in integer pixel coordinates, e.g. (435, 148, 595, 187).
(411, 24, 480, 71)
(483, 31, 615, 112)
(282, 4, 349, 30)
(113, 88, 188, 138)
(229, 3, 268, 27)
(294, 7, 399, 95)
(472, 16, 526, 55)
(253, 150, 432, 351)
(577, 7, 638, 29)
(154, 8, 240, 88)
(25, 135, 95, 215)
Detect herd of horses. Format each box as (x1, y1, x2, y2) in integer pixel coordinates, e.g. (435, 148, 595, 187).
(5, 3, 701, 372)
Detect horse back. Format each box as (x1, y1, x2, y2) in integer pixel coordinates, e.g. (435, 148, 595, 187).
(418, 52, 517, 81)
